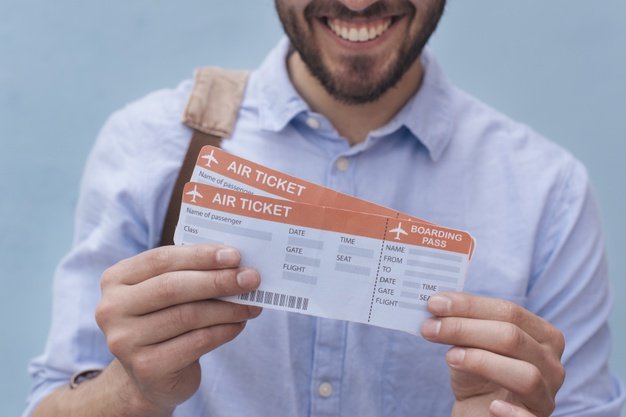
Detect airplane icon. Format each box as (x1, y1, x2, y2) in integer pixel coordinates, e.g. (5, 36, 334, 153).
(389, 222, 408, 240)
(201, 149, 219, 168)
(185, 185, 203, 203)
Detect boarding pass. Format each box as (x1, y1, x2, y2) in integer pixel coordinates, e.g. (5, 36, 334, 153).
(174, 179, 474, 334)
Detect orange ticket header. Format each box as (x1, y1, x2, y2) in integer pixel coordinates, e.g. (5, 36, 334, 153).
(182, 182, 473, 255)
(195, 146, 432, 224)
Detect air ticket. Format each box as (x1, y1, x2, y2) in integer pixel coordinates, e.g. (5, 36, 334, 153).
(174, 182, 473, 334)
(190, 146, 474, 257)
(190, 146, 431, 220)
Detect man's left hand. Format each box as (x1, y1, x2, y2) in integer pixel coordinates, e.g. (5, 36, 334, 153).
(420, 292, 566, 417)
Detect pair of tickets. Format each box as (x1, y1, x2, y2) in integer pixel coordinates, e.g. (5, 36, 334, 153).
(173, 146, 475, 335)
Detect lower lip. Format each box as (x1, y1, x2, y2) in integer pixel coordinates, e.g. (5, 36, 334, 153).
(317, 17, 402, 50)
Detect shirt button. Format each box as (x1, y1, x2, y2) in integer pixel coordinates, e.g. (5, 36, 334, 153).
(335, 157, 349, 172)
(306, 117, 321, 129)
(318, 382, 333, 398)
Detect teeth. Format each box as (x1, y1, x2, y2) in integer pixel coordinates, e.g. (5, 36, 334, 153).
(327, 18, 392, 43)
(349, 27, 359, 42)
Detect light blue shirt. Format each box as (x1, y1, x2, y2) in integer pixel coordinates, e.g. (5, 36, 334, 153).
(24, 38, 624, 416)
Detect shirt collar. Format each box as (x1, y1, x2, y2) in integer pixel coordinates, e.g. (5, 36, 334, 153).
(253, 37, 308, 133)
(251, 37, 454, 161)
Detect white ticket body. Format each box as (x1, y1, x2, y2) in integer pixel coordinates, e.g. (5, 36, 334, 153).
(174, 182, 473, 335)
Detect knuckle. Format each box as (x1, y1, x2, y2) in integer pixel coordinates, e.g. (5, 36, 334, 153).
(520, 364, 544, 396)
(210, 269, 236, 296)
(106, 329, 131, 358)
(95, 300, 117, 329)
(543, 395, 557, 415)
(544, 354, 566, 391)
(500, 299, 521, 323)
(192, 327, 218, 351)
(197, 323, 244, 352)
(220, 322, 246, 343)
(100, 268, 117, 289)
(130, 351, 155, 381)
(193, 244, 215, 263)
(171, 303, 200, 328)
(555, 363, 566, 388)
(148, 247, 174, 272)
(502, 323, 525, 352)
(446, 318, 466, 338)
(462, 348, 488, 372)
(552, 328, 566, 356)
(186, 327, 219, 354)
(233, 304, 253, 322)
(155, 272, 179, 302)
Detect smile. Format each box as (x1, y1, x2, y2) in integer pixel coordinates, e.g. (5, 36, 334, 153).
(325, 17, 395, 43)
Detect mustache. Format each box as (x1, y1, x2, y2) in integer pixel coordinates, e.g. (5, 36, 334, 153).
(304, 0, 415, 21)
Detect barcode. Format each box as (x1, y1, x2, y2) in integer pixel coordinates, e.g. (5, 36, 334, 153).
(239, 290, 309, 311)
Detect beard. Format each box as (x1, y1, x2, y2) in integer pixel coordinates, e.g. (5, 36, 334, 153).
(275, 0, 446, 104)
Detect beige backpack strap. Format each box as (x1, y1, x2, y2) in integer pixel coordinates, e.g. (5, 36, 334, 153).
(159, 67, 250, 247)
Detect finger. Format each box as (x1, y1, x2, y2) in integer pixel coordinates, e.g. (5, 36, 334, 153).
(104, 245, 241, 286)
(446, 347, 555, 415)
(490, 400, 538, 417)
(123, 268, 260, 315)
(131, 300, 262, 346)
(427, 292, 565, 355)
(421, 316, 552, 373)
(128, 323, 246, 382)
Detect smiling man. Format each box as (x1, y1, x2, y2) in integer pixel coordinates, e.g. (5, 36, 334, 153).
(24, 1, 625, 417)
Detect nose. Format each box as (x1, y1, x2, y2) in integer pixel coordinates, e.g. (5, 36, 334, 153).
(339, 0, 380, 11)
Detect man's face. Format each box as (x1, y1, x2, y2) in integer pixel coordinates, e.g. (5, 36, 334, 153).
(275, 0, 446, 104)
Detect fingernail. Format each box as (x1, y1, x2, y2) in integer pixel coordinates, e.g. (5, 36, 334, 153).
(446, 347, 466, 366)
(216, 248, 239, 265)
(429, 295, 452, 314)
(236, 269, 259, 289)
(420, 318, 441, 338)
(248, 306, 263, 317)
(490, 400, 513, 417)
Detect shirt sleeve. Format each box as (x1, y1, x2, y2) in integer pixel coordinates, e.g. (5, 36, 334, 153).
(527, 159, 625, 417)
(22, 108, 161, 417)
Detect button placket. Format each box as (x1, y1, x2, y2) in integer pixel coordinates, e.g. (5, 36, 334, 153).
(310, 319, 347, 416)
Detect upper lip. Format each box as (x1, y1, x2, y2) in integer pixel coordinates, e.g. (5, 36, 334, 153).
(320, 14, 403, 25)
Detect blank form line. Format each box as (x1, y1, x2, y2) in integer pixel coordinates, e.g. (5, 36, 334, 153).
(182, 233, 223, 246)
(408, 248, 463, 263)
(287, 236, 324, 250)
(397, 302, 428, 311)
(337, 244, 375, 259)
(335, 263, 371, 276)
(406, 259, 460, 273)
(404, 270, 458, 284)
(187, 216, 272, 241)
(402, 280, 421, 289)
(400, 291, 421, 300)
(284, 254, 321, 268)
(282, 271, 318, 285)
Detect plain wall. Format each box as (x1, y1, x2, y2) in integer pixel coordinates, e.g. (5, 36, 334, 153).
(1, 1, 624, 416)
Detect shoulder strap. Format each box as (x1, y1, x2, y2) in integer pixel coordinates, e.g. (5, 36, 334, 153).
(159, 67, 249, 247)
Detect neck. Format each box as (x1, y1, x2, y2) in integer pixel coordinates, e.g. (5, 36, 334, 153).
(287, 53, 424, 145)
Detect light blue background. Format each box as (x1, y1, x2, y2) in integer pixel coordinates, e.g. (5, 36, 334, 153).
(1, 1, 624, 416)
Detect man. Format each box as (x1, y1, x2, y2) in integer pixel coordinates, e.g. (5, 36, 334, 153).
(24, 1, 625, 416)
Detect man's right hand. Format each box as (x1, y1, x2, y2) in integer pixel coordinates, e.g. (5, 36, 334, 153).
(95, 244, 262, 416)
